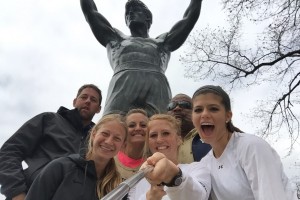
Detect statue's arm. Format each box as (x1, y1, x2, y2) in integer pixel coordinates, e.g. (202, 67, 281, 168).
(80, 0, 120, 47)
(163, 0, 202, 52)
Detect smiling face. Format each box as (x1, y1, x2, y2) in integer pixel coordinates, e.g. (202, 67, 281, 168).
(192, 93, 232, 147)
(147, 119, 182, 164)
(126, 112, 148, 145)
(91, 120, 127, 161)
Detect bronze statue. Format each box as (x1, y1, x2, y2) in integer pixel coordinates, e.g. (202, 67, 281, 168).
(80, 0, 203, 116)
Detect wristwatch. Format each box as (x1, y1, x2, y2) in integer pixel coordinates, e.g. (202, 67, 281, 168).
(162, 168, 183, 187)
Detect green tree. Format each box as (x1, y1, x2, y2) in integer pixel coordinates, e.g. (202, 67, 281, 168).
(181, 0, 300, 150)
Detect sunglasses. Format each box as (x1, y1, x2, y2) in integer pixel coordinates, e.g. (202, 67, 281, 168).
(167, 101, 192, 111)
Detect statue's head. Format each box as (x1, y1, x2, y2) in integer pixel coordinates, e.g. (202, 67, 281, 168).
(125, 0, 152, 29)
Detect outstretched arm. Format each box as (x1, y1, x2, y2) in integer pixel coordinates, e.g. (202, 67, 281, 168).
(142, 152, 210, 200)
(163, 0, 203, 52)
(80, 0, 120, 47)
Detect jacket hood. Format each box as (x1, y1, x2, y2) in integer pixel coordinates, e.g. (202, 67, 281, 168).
(67, 154, 97, 179)
(57, 107, 83, 131)
(57, 107, 95, 132)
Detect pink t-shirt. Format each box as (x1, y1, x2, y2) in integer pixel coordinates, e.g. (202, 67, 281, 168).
(117, 151, 145, 168)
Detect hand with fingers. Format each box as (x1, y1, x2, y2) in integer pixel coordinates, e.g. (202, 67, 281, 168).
(141, 152, 180, 186)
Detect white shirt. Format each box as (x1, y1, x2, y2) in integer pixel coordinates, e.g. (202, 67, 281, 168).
(128, 162, 211, 200)
(166, 132, 297, 200)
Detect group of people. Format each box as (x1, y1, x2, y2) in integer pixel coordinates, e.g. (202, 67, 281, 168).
(139, 85, 297, 200)
(0, 0, 297, 199)
(0, 83, 297, 200)
(0, 82, 210, 200)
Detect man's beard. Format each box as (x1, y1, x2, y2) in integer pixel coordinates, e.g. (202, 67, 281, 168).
(79, 109, 94, 122)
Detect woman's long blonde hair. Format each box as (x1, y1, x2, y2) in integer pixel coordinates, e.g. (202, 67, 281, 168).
(86, 114, 127, 198)
(143, 114, 182, 158)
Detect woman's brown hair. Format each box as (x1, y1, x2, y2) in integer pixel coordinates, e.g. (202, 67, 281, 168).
(192, 85, 243, 133)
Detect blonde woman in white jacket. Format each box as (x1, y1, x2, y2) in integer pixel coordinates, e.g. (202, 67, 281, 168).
(128, 114, 211, 200)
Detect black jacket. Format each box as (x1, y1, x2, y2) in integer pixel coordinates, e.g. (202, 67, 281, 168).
(0, 107, 94, 199)
(25, 154, 128, 200)
(25, 154, 99, 200)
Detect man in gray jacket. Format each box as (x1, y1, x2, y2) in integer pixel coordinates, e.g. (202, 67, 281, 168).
(0, 84, 102, 200)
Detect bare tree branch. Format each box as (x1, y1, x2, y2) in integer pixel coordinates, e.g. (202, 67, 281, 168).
(181, 0, 300, 149)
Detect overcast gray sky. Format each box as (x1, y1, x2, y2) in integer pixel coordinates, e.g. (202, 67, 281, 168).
(0, 0, 299, 199)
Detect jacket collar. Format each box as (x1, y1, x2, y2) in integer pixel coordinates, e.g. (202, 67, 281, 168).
(57, 106, 95, 134)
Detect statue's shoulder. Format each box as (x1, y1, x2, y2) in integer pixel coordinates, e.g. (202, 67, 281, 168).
(107, 28, 129, 47)
(155, 32, 169, 42)
(113, 28, 129, 40)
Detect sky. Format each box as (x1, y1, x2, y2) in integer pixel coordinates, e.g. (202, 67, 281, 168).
(0, 0, 299, 199)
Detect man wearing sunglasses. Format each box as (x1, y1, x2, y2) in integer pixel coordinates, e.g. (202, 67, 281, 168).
(167, 94, 211, 163)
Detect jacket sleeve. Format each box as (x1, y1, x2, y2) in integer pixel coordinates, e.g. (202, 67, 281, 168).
(166, 162, 211, 200)
(25, 158, 65, 200)
(239, 135, 297, 200)
(0, 113, 50, 198)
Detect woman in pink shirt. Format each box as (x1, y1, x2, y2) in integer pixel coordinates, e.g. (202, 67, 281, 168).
(114, 109, 149, 180)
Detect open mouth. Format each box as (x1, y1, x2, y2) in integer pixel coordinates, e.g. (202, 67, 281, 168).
(201, 123, 214, 136)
